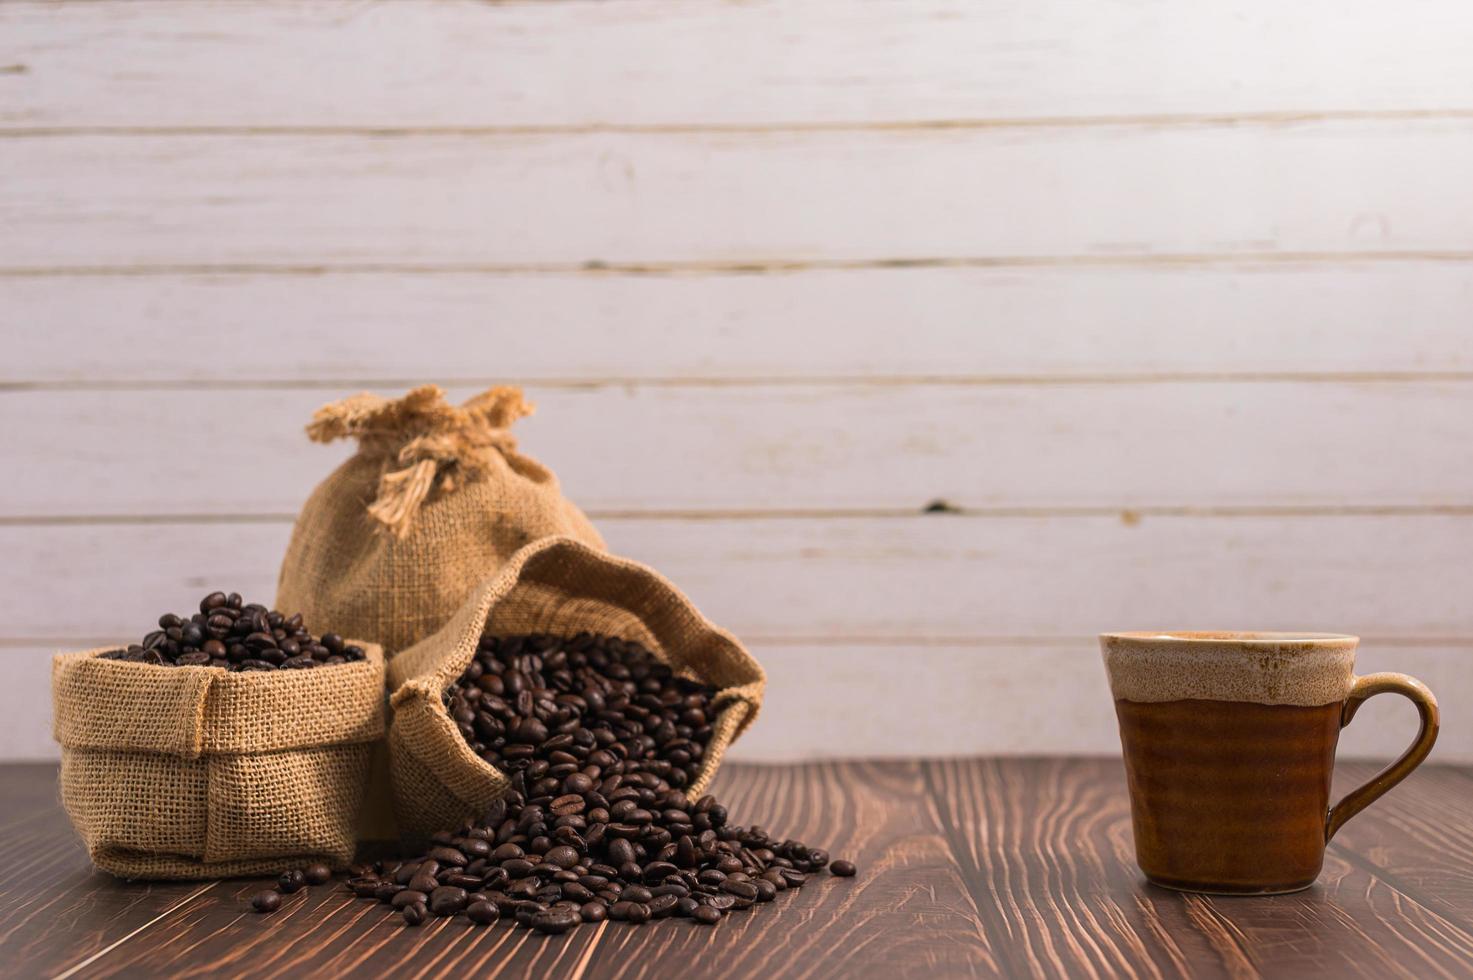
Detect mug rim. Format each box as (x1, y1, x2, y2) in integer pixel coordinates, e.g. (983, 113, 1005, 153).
(1100, 630, 1358, 645)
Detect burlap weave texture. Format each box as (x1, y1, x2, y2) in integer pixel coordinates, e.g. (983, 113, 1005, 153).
(52, 643, 385, 880)
(386, 537, 765, 847)
(276, 385, 604, 658)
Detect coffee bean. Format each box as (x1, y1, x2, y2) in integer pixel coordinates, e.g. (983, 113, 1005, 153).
(830, 859, 857, 877)
(721, 879, 758, 900)
(580, 901, 607, 923)
(250, 890, 281, 913)
(429, 886, 468, 916)
(277, 870, 306, 894)
(391, 890, 428, 909)
(466, 900, 500, 925)
(402, 902, 427, 927)
(543, 845, 580, 869)
(625, 902, 651, 924)
(531, 907, 580, 934)
(692, 904, 722, 925)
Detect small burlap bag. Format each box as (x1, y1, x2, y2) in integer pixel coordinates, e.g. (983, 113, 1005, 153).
(386, 536, 765, 846)
(52, 644, 385, 879)
(276, 385, 604, 658)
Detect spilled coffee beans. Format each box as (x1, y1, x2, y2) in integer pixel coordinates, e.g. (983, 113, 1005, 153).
(323, 633, 857, 934)
(98, 591, 366, 672)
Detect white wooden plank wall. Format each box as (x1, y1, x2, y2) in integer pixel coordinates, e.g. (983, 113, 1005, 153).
(1, 1, 1470, 764)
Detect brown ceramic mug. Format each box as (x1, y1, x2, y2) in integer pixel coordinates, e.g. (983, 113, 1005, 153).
(1100, 631, 1439, 895)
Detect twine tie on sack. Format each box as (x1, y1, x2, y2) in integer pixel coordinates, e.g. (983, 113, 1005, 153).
(307, 385, 533, 538)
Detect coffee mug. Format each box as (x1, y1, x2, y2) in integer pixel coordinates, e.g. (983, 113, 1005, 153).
(1100, 631, 1438, 895)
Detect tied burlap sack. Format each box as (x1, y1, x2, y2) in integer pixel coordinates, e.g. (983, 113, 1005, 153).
(386, 536, 765, 846)
(52, 644, 385, 880)
(276, 385, 604, 658)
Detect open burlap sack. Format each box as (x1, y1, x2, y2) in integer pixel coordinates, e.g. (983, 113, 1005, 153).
(276, 385, 604, 658)
(52, 643, 385, 880)
(386, 536, 765, 846)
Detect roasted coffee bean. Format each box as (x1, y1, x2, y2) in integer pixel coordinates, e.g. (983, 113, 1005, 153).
(347, 876, 380, 897)
(402, 902, 428, 927)
(647, 894, 679, 918)
(531, 907, 581, 935)
(251, 890, 281, 913)
(692, 904, 722, 925)
(391, 890, 428, 909)
(830, 859, 857, 877)
(102, 594, 360, 672)
(466, 900, 500, 925)
(429, 886, 468, 916)
(543, 845, 580, 869)
(277, 870, 306, 894)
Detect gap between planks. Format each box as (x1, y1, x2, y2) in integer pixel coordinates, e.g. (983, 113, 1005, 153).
(4, 107, 1473, 138)
(6, 372, 1473, 393)
(4, 505, 1473, 528)
(2, 106, 1473, 139)
(3, 251, 1473, 279)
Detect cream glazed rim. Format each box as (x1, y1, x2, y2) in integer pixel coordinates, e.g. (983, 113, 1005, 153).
(1099, 631, 1359, 707)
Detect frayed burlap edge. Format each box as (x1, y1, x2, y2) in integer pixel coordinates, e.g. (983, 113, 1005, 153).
(386, 536, 764, 846)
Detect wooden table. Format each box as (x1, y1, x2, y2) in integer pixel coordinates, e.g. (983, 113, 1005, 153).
(4, 758, 1470, 979)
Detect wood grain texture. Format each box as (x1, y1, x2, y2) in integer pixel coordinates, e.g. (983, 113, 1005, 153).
(5, 263, 1473, 385)
(2, 759, 1470, 978)
(5, 382, 1473, 517)
(0, 765, 211, 979)
(6, 122, 1472, 269)
(926, 758, 1473, 979)
(4, 1, 1472, 129)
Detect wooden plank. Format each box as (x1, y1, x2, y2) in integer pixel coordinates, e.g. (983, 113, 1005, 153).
(1329, 764, 1473, 928)
(6, 263, 1473, 385)
(6, 122, 1473, 269)
(0, 765, 213, 979)
(4, 514, 1471, 643)
(926, 758, 1473, 979)
(4, 1, 1472, 129)
(8, 641, 1471, 764)
(5, 382, 1473, 517)
(79, 762, 998, 979)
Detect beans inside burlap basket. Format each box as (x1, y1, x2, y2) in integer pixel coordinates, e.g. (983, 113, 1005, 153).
(276, 385, 604, 658)
(52, 644, 385, 879)
(386, 536, 765, 847)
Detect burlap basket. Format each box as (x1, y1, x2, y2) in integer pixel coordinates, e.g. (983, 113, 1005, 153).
(52, 644, 385, 880)
(276, 385, 604, 658)
(386, 536, 765, 846)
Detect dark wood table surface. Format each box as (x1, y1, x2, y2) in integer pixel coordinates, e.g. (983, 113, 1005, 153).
(4, 757, 1470, 979)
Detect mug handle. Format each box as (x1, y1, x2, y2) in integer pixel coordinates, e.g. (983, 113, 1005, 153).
(1325, 672, 1439, 841)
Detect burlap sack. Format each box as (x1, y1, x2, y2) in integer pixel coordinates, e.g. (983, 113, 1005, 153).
(276, 385, 604, 658)
(52, 644, 385, 880)
(386, 536, 765, 846)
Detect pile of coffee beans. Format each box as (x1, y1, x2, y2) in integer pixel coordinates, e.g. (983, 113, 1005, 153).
(295, 633, 856, 933)
(445, 633, 716, 791)
(99, 592, 367, 671)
